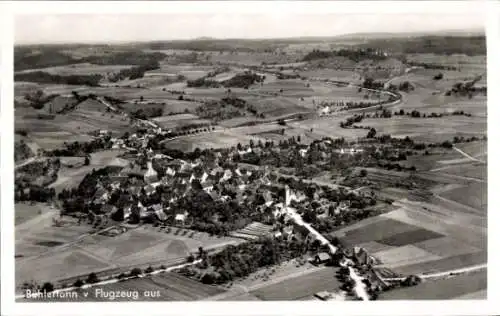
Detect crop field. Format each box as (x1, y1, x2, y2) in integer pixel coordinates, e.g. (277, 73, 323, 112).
(17, 225, 241, 287)
(335, 218, 425, 246)
(163, 131, 263, 151)
(439, 182, 486, 211)
(79, 226, 241, 268)
(16, 248, 112, 285)
(250, 267, 342, 301)
(251, 80, 314, 95)
(209, 52, 298, 66)
(147, 64, 215, 80)
(152, 114, 210, 130)
(438, 164, 486, 180)
(406, 54, 487, 72)
(26, 272, 226, 302)
(333, 197, 486, 275)
(15, 63, 135, 76)
(298, 69, 360, 82)
(289, 118, 367, 140)
(380, 269, 487, 300)
(359, 116, 486, 143)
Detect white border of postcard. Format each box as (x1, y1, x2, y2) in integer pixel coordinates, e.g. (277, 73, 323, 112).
(1, 1, 499, 316)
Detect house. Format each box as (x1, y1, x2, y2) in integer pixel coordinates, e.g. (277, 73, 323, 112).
(174, 211, 189, 226)
(121, 164, 147, 179)
(312, 252, 331, 265)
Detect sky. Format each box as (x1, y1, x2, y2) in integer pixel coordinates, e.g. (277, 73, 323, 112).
(15, 13, 484, 44)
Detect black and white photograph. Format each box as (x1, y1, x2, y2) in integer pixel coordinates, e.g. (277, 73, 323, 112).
(1, 1, 499, 315)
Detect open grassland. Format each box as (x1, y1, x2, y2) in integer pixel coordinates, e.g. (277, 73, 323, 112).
(380, 269, 486, 300)
(250, 267, 342, 301)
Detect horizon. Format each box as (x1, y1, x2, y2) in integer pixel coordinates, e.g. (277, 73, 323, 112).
(15, 13, 484, 45)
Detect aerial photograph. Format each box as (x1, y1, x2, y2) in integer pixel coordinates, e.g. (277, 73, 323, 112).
(13, 12, 487, 302)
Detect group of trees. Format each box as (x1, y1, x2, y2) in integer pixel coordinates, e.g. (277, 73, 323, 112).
(195, 97, 261, 121)
(407, 61, 457, 71)
(387, 81, 414, 93)
(302, 48, 387, 63)
(15, 71, 103, 87)
(108, 62, 160, 82)
(14, 184, 56, 203)
(179, 237, 309, 285)
(362, 78, 385, 90)
(393, 109, 472, 118)
(46, 137, 112, 157)
(130, 107, 163, 120)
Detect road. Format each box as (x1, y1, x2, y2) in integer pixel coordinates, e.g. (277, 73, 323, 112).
(15, 157, 40, 170)
(383, 263, 487, 282)
(453, 146, 486, 164)
(16, 259, 202, 300)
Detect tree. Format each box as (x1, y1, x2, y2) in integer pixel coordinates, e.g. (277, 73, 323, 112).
(145, 266, 154, 274)
(360, 169, 368, 177)
(41, 282, 54, 293)
(86, 272, 100, 284)
(73, 279, 84, 288)
(84, 155, 90, 166)
(130, 268, 142, 277)
(367, 128, 377, 139)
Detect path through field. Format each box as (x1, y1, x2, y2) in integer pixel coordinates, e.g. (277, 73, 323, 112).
(453, 146, 486, 164)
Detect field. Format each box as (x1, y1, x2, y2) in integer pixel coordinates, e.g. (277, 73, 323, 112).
(359, 116, 486, 143)
(147, 64, 215, 80)
(380, 270, 487, 300)
(152, 113, 210, 130)
(14, 38, 488, 301)
(250, 267, 342, 301)
(15, 202, 45, 226)
(49, 150, 126, 193)
(21, 272, 226, 302)
(439, 182, 486, 211)
(163, 131, 263, 151)
(15, 63, 134, 77)
(332, 184, 487, 276)
(16, 224, 242, 288)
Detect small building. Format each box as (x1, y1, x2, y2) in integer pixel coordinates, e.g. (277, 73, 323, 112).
(174, 211, 189, 226)
(313, 252, 331, 265)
